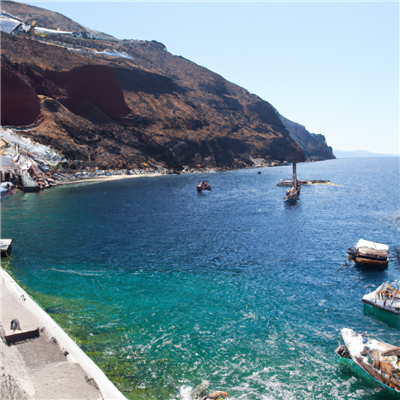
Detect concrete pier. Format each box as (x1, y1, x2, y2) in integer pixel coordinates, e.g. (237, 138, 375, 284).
(0, 270, 126, 400)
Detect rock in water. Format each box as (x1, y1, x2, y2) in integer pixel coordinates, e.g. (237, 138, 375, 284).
(191, 380, 210, 399)
(10, 319, 21, 331)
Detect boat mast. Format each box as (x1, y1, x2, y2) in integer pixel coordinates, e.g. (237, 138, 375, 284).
(292, 162, 297, 189)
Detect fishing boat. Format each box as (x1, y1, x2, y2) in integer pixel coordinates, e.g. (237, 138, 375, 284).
(347, 239, 389, 268)
(0, 239, 13, 257)
(335, 328, 400, 394)
(284, 185, 300, 204)
(362, 282, 400, 327)
(197, 181, 212, 192)
(284, 162, 300, 204)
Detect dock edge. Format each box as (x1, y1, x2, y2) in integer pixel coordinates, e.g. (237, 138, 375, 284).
(0, 269, 127, 400)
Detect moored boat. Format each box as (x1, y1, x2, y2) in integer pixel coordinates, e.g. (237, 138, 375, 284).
(347, 239, 389, 268)
(335, 328, 400, 394)
(0, 239, 13, 257)
(284, 184, 300, 204)
(362, 282, 400, 327)
(0, 182, 13, 192)
(197, 181, 212, 192)
(284, 162, 300, 204)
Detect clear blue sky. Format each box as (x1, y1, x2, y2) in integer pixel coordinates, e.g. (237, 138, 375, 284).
(18, 1, 400, 154)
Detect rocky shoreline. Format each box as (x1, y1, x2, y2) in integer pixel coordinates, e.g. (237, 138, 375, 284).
(24, 159, 292, 188)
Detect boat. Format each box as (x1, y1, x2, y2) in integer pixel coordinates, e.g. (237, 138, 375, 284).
(277, 179, 331, 186)
(362, 282, 400, 327)
(347, 239, 389, 268)
(0, 182, 13, 192)
(0, 239, 13, 257)
(197, 181, 212, 192)
(284, 162, 300, 204)
(284, 184, 300, 204)
(335, 328, 400, 394)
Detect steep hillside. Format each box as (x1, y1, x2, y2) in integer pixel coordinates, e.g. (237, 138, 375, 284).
(1, 0, 114, 39)
(0, 1, 334, 172)
(279, 115, 335, 161)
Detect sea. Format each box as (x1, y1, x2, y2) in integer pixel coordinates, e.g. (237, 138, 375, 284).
(1, 157, 399, 400)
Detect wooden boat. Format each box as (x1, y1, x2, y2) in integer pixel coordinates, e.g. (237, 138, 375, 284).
(335, 328, 400, 394)
(284, 163, 300, 204)
(197, 181, 212, 192)
(0, 239, 13, 257)
(362, 282, 400, 327)
(284, 185, 300, 204)
(347, 239, 388, 268)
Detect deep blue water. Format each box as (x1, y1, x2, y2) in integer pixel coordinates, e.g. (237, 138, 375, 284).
(1, 157, 399, 400)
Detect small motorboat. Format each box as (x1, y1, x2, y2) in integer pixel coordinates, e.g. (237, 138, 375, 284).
(347, 239, 389, 268)
(335, 328, 400, 394)
(197, 181, 212, 192)
(0, 239, 13, 257)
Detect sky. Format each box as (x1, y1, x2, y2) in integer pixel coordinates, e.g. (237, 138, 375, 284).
(15, 1, 400, 154)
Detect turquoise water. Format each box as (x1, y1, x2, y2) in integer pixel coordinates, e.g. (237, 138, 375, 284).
(1, 158, 399, 399)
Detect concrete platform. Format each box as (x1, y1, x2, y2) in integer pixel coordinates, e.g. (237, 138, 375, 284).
(0, 269, 126, 400)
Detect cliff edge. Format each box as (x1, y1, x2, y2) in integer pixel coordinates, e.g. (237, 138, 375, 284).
(279, 114, 335, 161)
(1, 1, 334, 172)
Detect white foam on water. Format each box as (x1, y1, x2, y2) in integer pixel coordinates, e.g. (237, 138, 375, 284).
(47, 268, 105, 277)
(179, 385, 192, 400)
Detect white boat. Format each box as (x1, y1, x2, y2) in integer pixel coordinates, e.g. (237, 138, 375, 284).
(0, 181, 13, 192)
(362, 283, 400, 328)
(363, 282, 400, 315)
(0, 239, 13, 257)
(335, 328, 400, 393)
(347, 239, 389, 268)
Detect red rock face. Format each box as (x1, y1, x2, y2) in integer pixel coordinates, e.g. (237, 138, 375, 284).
(45, 65, 131, 120)
(1, 64, 41, 126)
(0, 32, 306, 170)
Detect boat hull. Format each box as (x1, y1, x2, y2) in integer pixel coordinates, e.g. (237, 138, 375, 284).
(347, 255, 388, 268)
(355, 257, 388, 267)
(0, 241, 12, 258)
(363, 302, 400, 328)
(338, 357, 400, 396)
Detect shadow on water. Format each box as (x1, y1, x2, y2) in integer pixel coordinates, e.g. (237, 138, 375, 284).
(1, 191, 16, 201)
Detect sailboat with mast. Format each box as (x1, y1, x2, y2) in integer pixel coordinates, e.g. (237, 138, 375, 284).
(284, 162, 301, 204)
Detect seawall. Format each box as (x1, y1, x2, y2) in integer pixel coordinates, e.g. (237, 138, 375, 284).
(0, 269, 127, 400)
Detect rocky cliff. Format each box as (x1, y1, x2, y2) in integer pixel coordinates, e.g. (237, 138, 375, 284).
(1, 1, 334, 172)
(279, 115, 335, 161)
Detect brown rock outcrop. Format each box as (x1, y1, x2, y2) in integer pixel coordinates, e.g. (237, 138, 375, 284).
(0, 1, 323, 171)
(1, 63, 41, 126)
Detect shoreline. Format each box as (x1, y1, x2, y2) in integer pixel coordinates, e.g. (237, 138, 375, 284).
(0, 269, 127, 400)
(23, 162, 294, 189)
(51, 164, 339, 189)
(55, 172, 159, 186)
